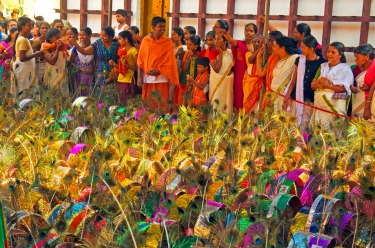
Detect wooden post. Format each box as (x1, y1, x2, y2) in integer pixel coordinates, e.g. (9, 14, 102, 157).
(257, 0, 266, 34)
(108, 0, 113, 27)
(321, 0, 333, 57)
(288, 0, 298, 37)
(101, 0, 108, 27)
(171, 0, 180, 29)
(226, 0, 235, 37)
(124, 0, 132, 26)
(258, 0, 271, 111)
(360, 0, 371, 45)
(80, 0, 88, 28)
(60, 0, 67, 20)
(198, 0, 207, 38)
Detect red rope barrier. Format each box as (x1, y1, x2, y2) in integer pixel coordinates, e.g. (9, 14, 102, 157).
(263, 82, 354, 119)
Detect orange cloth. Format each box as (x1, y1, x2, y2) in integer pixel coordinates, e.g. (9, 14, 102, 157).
(243, 53, 265, 112)
(142, 82, 170, 112)
(137, 34, 179, 85)
(191, 71, 209, 106)
(261, 54, 279, 110)
(40, 40, 69, 58)
(117, 47, 127, 74)
(174, 84, 188, 106)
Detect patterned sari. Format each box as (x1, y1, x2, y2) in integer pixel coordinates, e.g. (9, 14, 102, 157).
(243, 51, 265, 112)
(42, 42, 69, 97)
(91, 39, 119, 87)
(72, 47, 95, 95)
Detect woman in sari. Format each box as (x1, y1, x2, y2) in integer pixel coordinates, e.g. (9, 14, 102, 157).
(70, 27, 95, 96)
(282, 35, 326, 130)
(311, 42, 354, 128)
(170, 27, 186, 102)
(70, 26, 118, 88)
(31, 21, 50, 83)
(243, 34, 264, 112)
(41, 28, 70, 97)
(257, 37, 298, 112)
(219, 21, 257, 110)
(13, 17, 42, 96)
(0, 27, 17, 81)
(209, 33, 234, 116)
(351, 44, 375, 118)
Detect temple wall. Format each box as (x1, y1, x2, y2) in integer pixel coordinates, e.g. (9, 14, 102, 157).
(22, 0, 375, 65)
(174, 0, 375, 65)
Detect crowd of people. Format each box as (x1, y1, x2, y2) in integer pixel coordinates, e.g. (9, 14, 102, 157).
(0, 10, 374, 130)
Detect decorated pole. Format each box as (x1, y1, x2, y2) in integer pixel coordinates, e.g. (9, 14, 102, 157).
(0, 200, 8, 248)
(258, 0, 271, 111)
(108, 0, 113, 27)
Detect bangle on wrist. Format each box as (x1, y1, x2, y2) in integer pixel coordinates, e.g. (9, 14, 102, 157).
(366, 100, 371, 103)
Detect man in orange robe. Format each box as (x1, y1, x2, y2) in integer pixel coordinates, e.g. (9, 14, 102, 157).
(137, 16, 179, 113)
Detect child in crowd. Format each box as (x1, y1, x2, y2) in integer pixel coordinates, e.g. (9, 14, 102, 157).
(109, 30, 138, 104)
(187, 57, 210, 107)
(114, 9, 129, 38)
(129, 26, 142, 50)
(199, 31, 219, 60)
(175, 34, 202, 106)
(183, 26, 196, 44)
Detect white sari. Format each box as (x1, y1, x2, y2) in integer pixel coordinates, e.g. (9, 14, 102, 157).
(352, 70, 375, 118)
(13, 47, 37, 95)
(313, 63, 354, 127)
(43, 51, 69, 97)
(271, 54, 298, 112)
(209, 49, 234, 116)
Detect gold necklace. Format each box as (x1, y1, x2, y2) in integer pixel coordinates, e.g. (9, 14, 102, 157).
(273, 57, 289, 78)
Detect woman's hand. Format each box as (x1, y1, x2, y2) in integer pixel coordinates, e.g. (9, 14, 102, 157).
(364, 105, 372, 120)
(120, 56, 127, 66)
(350, 85, 358, 93)
(69, 38, 77, 46)
(311, 78, 323, 90)
(319, 77, 331, 89)
(359, 83, 370, 91)
(56, 40, 62, 49)
(257, 46, 264, 58)
(34, 51, 42, 58)
(185, 50, 193, 61)
(282, 99, 291, 111)
(258, 16, 266, 24)
(108, 60, 115, 66)
(186, 75, 193, 84)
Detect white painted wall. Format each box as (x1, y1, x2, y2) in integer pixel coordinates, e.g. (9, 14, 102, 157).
(23, 0, 373, 64)
(168, 0, 369, 65)
(23, 0, 60, 22)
